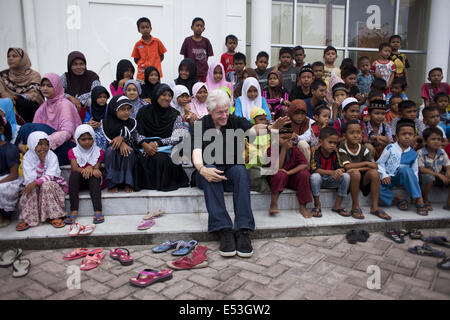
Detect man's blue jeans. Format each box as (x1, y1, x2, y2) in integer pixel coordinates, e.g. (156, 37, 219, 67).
(195, 164, 255, 233)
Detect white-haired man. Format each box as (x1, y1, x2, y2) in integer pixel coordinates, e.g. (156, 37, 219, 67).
(191, 89, 289, 258)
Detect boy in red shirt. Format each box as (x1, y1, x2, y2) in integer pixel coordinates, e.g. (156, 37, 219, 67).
(131, 17, 167, 82)
(221, 35, 238, 78)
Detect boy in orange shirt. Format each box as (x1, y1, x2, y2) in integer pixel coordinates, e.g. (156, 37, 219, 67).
(132, 17, 167, 82)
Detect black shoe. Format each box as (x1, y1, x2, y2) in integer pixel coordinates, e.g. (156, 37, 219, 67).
(235, 229, 253, 258)
(217, 229, 236, 257)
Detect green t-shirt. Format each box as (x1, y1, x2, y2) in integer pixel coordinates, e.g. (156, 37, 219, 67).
(338, 142, 374, 166)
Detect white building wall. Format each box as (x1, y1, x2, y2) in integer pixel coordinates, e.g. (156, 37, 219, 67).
(0, 0, 246, 94)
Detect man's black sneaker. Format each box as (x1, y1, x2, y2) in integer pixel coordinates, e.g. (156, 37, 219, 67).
(235, 229, 253, 258)
(217, 229, 236, 257)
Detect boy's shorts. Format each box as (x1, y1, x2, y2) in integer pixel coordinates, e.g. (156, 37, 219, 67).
(419, 173, 445, 188)
(359, 171, 372, 196)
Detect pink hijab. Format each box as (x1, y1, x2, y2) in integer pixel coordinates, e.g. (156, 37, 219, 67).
(33, 73, 81, 136)
(205, 62, 233, 96)
(189, 82, 209, 119)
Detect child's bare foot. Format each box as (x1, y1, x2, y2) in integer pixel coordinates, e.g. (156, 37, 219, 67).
(125, 185, 134, 193)
(299, 205, 312, 218)
(108, 187, 119, 194)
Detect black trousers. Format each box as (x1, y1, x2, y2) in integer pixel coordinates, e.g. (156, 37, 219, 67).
(14, 96, 40, 123)
(69, 171, 102, 212)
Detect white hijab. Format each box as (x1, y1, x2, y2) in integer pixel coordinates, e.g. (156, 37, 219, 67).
(73, 124, 101, 167)
(171, 85, 190, 117)
(23, 131, 61, 184)
(240, 77, 262, 119)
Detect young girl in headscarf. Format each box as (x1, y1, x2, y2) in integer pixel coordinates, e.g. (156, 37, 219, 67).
(0, 116, 22, 228)
(66, 124, 104, 225)
(169, 58, 198, 95)
(17, 131, 68, 231)
(97, 96, 136, 193)
(188, 82, 209, 119)
(110, 59, 135, 96)
(262, 70, 290, 120)
(288, 99, 313, 165)
(140, 66, 160, 104)
(234, 77, 271, 122)
(171, 85, 196, 127)
(0, 98, 18, 141)
(205, 63, 233, 99)
(85, 86, 110, 126)
(124, 80, 147, 119)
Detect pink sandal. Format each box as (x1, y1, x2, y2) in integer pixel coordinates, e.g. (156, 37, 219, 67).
(109, 248, 133, 266)
(137, 219, 155, 230)
(166, 245, 208, 270)
(80, 251, 106, 271)
(129, 269, 173, 288)
(62, 248, 103, 261)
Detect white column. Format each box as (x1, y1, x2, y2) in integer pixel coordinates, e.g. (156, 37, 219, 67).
(425, 0, 450, 81)
(251, 0, 272, 67)
(21, 0, 39, 71)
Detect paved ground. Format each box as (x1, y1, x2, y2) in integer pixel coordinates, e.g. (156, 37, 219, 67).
(1, 228, 449, 301)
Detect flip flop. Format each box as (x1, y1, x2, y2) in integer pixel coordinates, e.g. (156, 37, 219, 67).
(408, 244, 445, 258)
(332, 208, 350, 217)
(110, 248, 133, 266)
(346, 230, 358, 244)
(0, 248, 23, 267)
(351, 208, 365, 220)
(80, 251, 106, 271)
(311, 208, 322, 218)
(48, 218, 65, 229)
(137, 219, 155, 230)
(437, 257, 450, 270)
(370, 209, 391, 220)
(171, 240, 198, 256)
(15, 221, 30, 232)
(68, 223, 82, 237)
(63, 248, 103, 261)
(385, 229, 405, 244)
(78, 224, 96, 236)
(12, 259, 31, 278)
(93, 213, 105, 224)
(393, 198, 409, 211)
(152, 240, 184, 253)
(415, 204, 428, 216)
(166, 246, 208, 270)
(129, 269, 173, 288)
(422, 236, 450, 248)
(143, 210, 165, 220)
(64, 215, 77, 225)
(357, 230, 370, 243)
(409, 229, 423, 240)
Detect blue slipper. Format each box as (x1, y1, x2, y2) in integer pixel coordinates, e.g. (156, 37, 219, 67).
(93, 213, 105, 224)
(171, 240, 198, 256)
(408, 244, 445, 258)
(152, 240, 184, 253)
(64, 215, 77, 225)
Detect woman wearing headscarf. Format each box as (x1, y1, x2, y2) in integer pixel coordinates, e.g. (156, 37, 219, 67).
(0, 98, 18, 141)
(15, 73, 81, 165)
(134, 84, 189, 191)
(110, 59, 135, 96)
(140, 66, 160, 103)
(234, 77, 272, 122)
(0, 48, 44, 123)
(169, 58, 198, 95)
(61, 51, 101, 121)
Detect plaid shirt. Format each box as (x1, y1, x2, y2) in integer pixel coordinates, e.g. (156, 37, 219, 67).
(417, 147, 450, 173)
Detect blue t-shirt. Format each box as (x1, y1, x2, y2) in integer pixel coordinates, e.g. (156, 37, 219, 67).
(303, 98, 327, 119)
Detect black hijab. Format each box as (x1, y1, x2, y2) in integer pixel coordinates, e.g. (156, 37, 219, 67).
(90, 86, 110, 122)
(102, 95, 137, 141)
(111, 59, 135, 90)
(140, 66, 160, 100)
(65, 51, 100, 97)
(174, 58, 198, 95)
(136, 84, 179, 139)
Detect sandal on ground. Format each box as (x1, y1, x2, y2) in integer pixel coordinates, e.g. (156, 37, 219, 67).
(332, 208, 350, 217)
(415, 204, 428, 216)
(137, 219, 155, 230)
(166, 246, 208, 270)
(15, 221, 30, 232)
(171, 240, 198, 256)
(93, 213, 105, 224)
(393, 198, 409, 211)
(422, 236, 450, 248)
(385, 229, 405, 244)
(80, 251, 106, 271)
(437, 257, 450, 270)
(351, 208, 365, 220)
(78, 224, 96, 236)
(12, 259, 31, 278)
(424, 202, 433, 211)
(143, 210, 165, 220)
(129, 269, 173, 288)
(68, 223, 82, 237)
(357, 230, 370, 243)
(311, 208, 322, 218)
(370, 209, 391, 220)
(64, 215, 77, 225)
(346, 230, 358, 244)
(409, 229, 423, 240)
(48, 218, 65, 229)
(0, 248, 23, 267)
(408, 244, 445, 258)
(152, 240, 184, 253)
(110, 248, 133, 266)
(63, 248, 103, 261)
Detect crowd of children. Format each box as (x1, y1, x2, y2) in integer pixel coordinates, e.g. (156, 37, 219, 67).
(0, 16, 449, 232)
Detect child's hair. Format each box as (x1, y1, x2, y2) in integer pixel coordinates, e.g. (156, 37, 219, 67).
(136, 17, 151, 29)
(396, 118, 416, 134)
(279, 125, 293, 135)
(368, 89, 384, 101)
(319, 126, 339, 140)
(378, 42, 391, 52)
(0, 116, 12, 142)
(293, 46, 305, 54)
(392, 77, 406, 89)
(358, 56, 370, 66)
(341, 66, 358, 80)
(371, 78, 387, 91)
(389, 94, 403, 104)
(312, 61, 324, 69)
(324, 46, 337, 55)
(314, 104, 330, 117)
(423, 127, 443, 140)
(279, 47, 293, 58)
(192, 17, 205, 26)
(389, 35, 402, 43)
(398, 100, 416, 113)
(233, 52, 246, 64)
(422, 106, 440, 118)
(428, 67, 442, 78)
(256, 51, 269, 61)
(342, 120, 360, 134)
(225, 34, 238, 44)
(311, 79, 327, 91)
(433, 92, 449, 103)
(340, 58, 354, 70)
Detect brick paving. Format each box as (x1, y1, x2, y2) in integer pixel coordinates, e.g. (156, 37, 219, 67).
(1, 228, 449, 300)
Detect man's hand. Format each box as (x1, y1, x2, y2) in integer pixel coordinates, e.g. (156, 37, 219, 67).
(200, 167, 227, 183)
(382, 177, 391, 185)
(367, 162, 378, 170)
(332, 169, 344, 180)
(437, 173, 449, 185)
